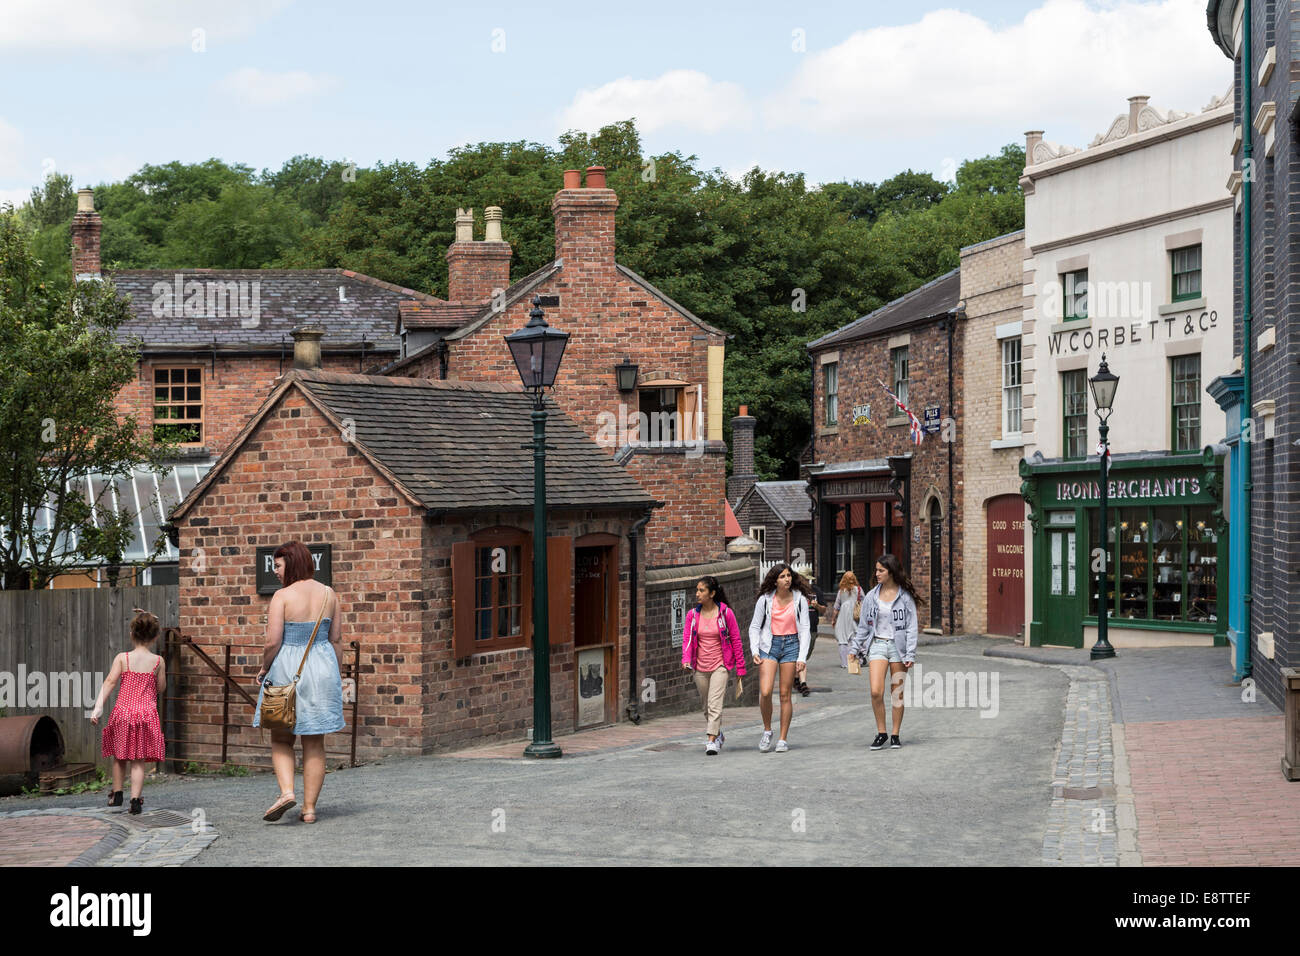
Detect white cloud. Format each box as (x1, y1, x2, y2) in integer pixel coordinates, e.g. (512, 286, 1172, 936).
(0, 188, 31, 211)
(216, 67, 340, 107)
(0, 0, 288, 53)
(558, 69, 755, 135)
(763, 0, 1232, 144)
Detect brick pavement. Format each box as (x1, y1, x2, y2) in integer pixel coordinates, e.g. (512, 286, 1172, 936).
(0, 806, 218, 867)
(1125, 715, 1296, 866)
(0, 814, 115, 866)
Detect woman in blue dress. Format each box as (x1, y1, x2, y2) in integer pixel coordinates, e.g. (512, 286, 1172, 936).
(254, 540, 345, 823)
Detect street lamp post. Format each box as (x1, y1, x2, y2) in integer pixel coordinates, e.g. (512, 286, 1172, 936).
(505, 296, 570, 758)
(1089, 354, 1120, 660)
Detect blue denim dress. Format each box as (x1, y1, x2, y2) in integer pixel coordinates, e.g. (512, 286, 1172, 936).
(253, 618, 345, 735)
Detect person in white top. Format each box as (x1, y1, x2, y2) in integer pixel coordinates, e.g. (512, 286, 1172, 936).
(748, 564, 813, 753)
(848, 553, 921, 751)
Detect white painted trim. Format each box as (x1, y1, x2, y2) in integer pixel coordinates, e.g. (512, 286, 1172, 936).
(1164, 337, 1204, 357)
(1257, 326, 1276, 352)
(1159, 297, 1205, 315)
(990, 437, 1024, 450)
(995, 320, 1022, 340)
(1258, 46, 1276, 86)
(819, 351, 839, 365)
(1054, 354, 1090, 372)
(887, 333, 910, 350)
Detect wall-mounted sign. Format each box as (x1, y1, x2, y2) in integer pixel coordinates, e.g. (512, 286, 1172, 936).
(923, 406, 941, 434)
(852, 403, 872, 426)
(577, 648, 606, 727)
(670, 590, 687, 647)
(1047, 311, 1218, 356)
(822, 477, 894, 500)
(256, 544, 332, 594)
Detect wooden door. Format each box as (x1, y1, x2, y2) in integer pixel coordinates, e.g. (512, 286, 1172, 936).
(986, 495, 1027, 636)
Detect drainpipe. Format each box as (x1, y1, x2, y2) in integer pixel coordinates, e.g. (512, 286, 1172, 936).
(1239, 0, 1254, 681)
(624, 506, 656, 725)
(808, 349, 818, 589)
(947, 313, 956, 635)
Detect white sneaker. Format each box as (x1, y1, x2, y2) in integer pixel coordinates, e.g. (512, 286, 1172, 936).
(775, 739, 789, 753)
(705, 738, 719, 755)
(759, 730, 773, 753)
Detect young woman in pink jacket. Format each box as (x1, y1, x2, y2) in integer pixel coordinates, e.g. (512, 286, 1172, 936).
(681, 575, 746, 755)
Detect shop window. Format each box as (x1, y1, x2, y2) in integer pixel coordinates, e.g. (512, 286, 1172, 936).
(891, 346, 909, 407)
(824, 362, 838, 425)
(1002, 338, 1022, 437)
(153, 367, 204, 444)
(1062, 370, 1088, 459)
(452, 530, 529, 655)
(1091, 505, 1219, 625)
(1171, 355, 1201, 452)
(1186, 514, 1219, 623)
(1171, 245, 1202, 302)
(1062, 269, 1088, 322)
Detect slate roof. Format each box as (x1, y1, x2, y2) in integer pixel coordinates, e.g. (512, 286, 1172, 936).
(171, 370, 658, 519)
(109, 269, 443, 352)
(396, 301, 483, 332)
(808, 269, 960, 350)
(752, 481, 813, 523)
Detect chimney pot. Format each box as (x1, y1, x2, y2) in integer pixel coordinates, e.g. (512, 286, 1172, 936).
(585, 165, 607, 189)
(291, 324, 326, 370)
(71, 190, 102, 278)
(76, 189, 94, 213)
(563, 169, 581, 189)
(454, 207, 475, 243)
(739, 404, 748, 416)
(484, 206, 504, 242)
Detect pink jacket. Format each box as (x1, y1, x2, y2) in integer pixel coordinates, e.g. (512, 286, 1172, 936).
(682, 603, 747, 675)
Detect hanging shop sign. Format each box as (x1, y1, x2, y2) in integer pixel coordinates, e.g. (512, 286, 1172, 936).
(256, 544, 332, 594)
(822, 477, 894, 500)
(923, 406, 941, 434)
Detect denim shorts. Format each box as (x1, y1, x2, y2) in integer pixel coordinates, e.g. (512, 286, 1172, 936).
(868, 637, 903, 664)
(760, 634, 801, 664)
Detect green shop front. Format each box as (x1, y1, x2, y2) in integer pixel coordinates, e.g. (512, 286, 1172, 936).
(1019, 447, 1228, 647)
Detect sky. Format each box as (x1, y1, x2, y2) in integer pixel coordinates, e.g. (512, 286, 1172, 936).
(0, 0, 1234, 209)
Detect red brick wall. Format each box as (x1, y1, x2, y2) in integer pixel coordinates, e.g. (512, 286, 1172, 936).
(445, 241, 512, 304)
(115, 354, 373, 459)
(623, 448, 727, 567)
(172, 385, 664, 762)
(72, 212, 101, 275)
(811, 320, 965, 632)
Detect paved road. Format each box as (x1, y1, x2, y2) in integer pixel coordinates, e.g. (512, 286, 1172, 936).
(2, 638, 1071, 866)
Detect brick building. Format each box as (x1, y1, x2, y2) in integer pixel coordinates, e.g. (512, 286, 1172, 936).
(59, 189, 443, 588)
(383, 167, 730, 569)
(959, 231, 1028, 638)
(168, 368, 657, 759)
(806, 270, 965, 634)
(1208, 2, 1298, 714)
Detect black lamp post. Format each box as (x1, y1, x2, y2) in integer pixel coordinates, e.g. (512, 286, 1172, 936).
(505, 296, 570, 758)
(1089, 354, 1119, 660)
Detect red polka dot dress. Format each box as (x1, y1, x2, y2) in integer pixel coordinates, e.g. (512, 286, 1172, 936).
(101, 653, 165, 761)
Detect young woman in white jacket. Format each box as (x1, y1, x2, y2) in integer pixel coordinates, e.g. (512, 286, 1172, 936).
(748, 563, 814, 753)
(848, 553, 921, 750)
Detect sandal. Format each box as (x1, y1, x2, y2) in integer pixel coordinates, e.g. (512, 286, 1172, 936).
(299, 809, 317, 824)
(263, 793, 297, 822)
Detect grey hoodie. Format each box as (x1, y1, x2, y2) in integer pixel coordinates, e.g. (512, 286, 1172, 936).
(847, 583, 919, 664)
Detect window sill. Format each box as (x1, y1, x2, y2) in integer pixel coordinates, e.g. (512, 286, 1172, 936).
(886, 415, 909, 427)
(1049, 319, 1090, 334)
(1159, 297, 1205, 315)
(819, 425, 839, 436)
(990, 437, 1024, 450)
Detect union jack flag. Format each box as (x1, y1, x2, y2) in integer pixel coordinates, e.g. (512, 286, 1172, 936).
(879, 380, 923, 445)
(1095, 439, 1111, 466)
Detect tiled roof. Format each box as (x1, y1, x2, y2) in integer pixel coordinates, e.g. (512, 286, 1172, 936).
(108, 269, 442, 351)
(396, 301, 483, 332)
(808, 269, 960, 350)
(752, 481, 813, 523)
(171, 370, 658, 519)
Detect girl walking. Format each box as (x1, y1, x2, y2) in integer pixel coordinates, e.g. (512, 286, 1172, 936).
(681, 576, 746, 755)
(849, 554, 920, 750)
(829, 571, 865, 668)
(90, 609, 166, 815)
(748, 563, 813, 753)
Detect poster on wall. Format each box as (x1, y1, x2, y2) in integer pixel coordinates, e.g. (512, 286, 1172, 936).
(670, 590, 687, 647)
(577, 648, 606, 727)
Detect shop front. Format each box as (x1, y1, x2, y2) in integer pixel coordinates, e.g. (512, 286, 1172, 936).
(809, 460, 908, 596)
(1020, 447, 1228, 648)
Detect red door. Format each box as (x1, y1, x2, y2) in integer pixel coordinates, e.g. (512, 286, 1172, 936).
(986, 495, 1026, 636)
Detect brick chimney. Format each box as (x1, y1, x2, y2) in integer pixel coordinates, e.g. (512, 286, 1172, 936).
(551, 166, 617, 268)
(71, 189, 101, 279)
(727, 404, 758, 506)
(446, 206, 512, 303)
(292, 324, 325, 370)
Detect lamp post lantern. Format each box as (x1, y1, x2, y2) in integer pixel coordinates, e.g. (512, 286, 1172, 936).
(505, 296, 570, 758)
(1089, 354, 1119, 660)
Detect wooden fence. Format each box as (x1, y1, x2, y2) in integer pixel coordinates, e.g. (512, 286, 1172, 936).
(0, 586, 178, 766)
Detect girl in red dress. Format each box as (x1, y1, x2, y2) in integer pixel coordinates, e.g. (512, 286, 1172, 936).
(90, 609, 167, 815)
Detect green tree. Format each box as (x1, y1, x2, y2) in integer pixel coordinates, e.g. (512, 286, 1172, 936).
(0, 210, 174, 589)
(24, 172, 78, 229)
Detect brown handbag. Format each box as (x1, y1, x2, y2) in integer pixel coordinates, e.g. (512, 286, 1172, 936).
(259, 588, 330, 732)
